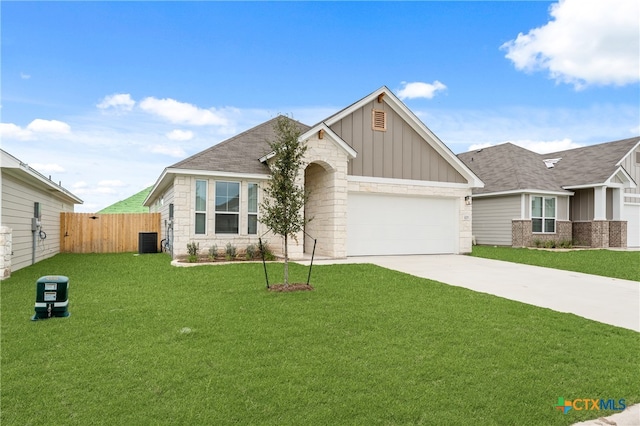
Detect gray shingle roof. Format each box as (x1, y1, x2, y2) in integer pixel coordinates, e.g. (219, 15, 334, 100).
(545, 137, 639, 187)
(170, 116, 311, 175)
(457, 137, 639, 195)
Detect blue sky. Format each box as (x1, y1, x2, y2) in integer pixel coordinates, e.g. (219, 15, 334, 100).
(2, 1, 639, 212)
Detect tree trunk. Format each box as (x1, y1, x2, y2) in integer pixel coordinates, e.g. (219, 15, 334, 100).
(283, 233, 289, 286)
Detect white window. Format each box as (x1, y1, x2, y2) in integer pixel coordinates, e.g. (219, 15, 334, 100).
(248, 183, 258, 235)
(215, 181, 240, 234)
(195, 180, 207, 234)
(531, 196, 556, 233)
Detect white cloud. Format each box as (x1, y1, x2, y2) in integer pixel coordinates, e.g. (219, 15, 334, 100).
(97, 93, 136, 112)
(139, 97, 228, 126)
(470, 139, 583, 154)
(20, 72, 31, 80)
(26, 119, 71, 134)
(148, 144, 187, 158)
(166, 129, 194, 141)
(501, 0, 640, 88)
(0, 122, 32, 140)
(30, 163, 66, 174)
(97, 180, 126, 187)
(397, 81, 447, 100)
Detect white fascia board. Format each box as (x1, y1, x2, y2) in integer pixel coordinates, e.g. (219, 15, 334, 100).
(562, 183, 608, 190)
(348, 175, 472, 189)
(1, 150, 83, 204)
(144, 167, 270, 206)
(605, 166, 637, 188)
(324, 87, 484, 188)
(300, 124, 358, 159)
(616, 139, 640, 166)
(472, 188, 574, 198)
(260, 124, 358, 162)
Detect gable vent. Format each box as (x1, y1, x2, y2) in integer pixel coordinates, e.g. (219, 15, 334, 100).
(372, 109, 387, 131)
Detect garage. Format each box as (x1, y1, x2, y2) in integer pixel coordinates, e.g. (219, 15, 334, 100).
(347, 192, 458, 256)
(623, 203, 640, 248)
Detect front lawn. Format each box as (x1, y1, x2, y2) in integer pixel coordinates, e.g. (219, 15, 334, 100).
(2, 253, 638, 425)
(471, 246, 640, 281)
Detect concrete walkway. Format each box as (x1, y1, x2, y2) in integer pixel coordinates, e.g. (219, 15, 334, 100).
(300, 254, 640, 332)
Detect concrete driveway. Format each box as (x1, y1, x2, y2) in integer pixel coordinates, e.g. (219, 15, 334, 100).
(303, 254, 640, 332)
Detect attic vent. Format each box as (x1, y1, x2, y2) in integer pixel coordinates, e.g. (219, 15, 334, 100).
(636, 151, 640, 164)
(543, 158, 561, 168)
(372, 109, 387, 131)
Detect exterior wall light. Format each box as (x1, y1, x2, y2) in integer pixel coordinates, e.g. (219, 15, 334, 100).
(465, 195, 472, 205)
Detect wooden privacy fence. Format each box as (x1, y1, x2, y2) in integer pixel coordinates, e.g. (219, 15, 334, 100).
(60, 213, 161, 253)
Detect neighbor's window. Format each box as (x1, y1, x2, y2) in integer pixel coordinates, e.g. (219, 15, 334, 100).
(215, 181, 240, 234)
(195, 180, 207, 234)
(248, 183, 258, 235)
(531, 196, 556, 233)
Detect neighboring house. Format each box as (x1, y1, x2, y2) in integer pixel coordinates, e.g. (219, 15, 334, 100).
(457, 137, 640, 248)
(1, 149, 83, 278)
(98, 186, 152, 213)
(144, 87, 484, 259)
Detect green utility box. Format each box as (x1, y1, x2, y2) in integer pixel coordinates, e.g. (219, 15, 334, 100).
(32, 275, 70, 320)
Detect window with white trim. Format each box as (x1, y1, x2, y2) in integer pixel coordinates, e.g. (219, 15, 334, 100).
(195, 180, 207, 234)
(248, 183, 258, 235)
(215, 181, 240, 234)
(531, 196, 556, 233)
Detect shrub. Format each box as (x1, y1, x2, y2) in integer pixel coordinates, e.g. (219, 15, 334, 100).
(208, 244, 218, 260)
(245, 244, 257, 260)
(225, 243, 237, 261)
(559, 240, 573, 249)
(544, 240, 556, 249)
(258, 241, 276, 261)
(187, 242, 200, 263)
(533, 239, 543, 248)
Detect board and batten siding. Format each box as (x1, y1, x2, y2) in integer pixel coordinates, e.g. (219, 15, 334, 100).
(1, 172, 74, 272)
(330, 99, 466, 183)
(570, 188, 594, 221)
(472, 195, 521, 246)
(620, 144, 640, 202)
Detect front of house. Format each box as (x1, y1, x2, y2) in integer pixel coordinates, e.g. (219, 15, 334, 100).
(144, 87, 484, 259)
(457, 138, 640, 248)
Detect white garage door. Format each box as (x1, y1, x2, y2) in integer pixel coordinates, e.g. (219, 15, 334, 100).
(347, 192, 458, 256)
(623, 203, 640, 247)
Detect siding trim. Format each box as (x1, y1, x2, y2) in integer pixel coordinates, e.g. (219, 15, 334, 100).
(348, 175, 471, 189)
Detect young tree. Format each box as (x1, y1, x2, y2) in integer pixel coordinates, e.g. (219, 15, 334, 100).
(260, 115, 308, 286)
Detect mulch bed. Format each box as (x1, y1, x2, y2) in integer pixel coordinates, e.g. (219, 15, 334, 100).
(268, 283, 314, 292)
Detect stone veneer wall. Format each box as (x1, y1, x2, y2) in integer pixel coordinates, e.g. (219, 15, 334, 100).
(511, 220, 572, 247)
(0, 226, 11, 280)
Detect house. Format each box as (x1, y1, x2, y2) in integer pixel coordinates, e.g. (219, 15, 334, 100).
(1, 149, 83, 279)
(457, 137, 640, 248)
(144, 87, 484, 259)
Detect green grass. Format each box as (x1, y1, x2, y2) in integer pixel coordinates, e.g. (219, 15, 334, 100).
(471, 246, 640, 281)
(2, 253, 638, 425)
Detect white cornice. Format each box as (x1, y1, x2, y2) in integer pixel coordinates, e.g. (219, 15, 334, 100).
(472, 189, 574, 198)
(348, 175, 472, 189)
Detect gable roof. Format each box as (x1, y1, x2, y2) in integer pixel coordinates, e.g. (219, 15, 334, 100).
(457, 136, 639, 196)
(458, 143, 569, 195)
(544, 137, 639, 188)
(171, 116, 310, 175)
(98, 186, 152, 213)
(322, 86, 484, 188)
